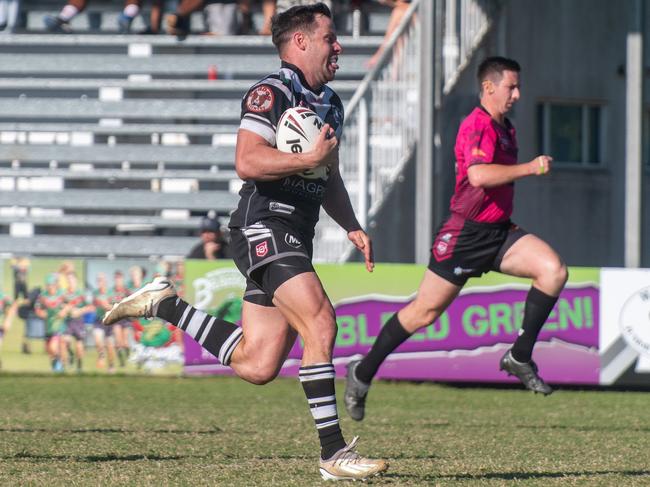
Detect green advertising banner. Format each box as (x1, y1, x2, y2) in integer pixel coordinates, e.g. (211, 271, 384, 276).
(183, 261, 600, 385)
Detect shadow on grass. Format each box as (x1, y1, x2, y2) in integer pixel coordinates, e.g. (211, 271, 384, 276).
(398, 421, 650, 434)
(387, 469, 650, 482)
(0, 427, 222, 434)
(8, 452, 187, 462)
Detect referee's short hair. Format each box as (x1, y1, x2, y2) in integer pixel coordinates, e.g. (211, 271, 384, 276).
(271, 3, 332, 55)
(477, 57, 520, 88)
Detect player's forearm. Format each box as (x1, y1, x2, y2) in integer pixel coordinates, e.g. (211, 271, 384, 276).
(236, 144, 320, 181)
(322, 175, 362, 232)
(467, 162, 533, 188)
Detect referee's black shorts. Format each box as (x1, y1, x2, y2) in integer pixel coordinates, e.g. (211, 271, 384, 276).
(229, 222, 315, 307)
(428, 213, 528, 286)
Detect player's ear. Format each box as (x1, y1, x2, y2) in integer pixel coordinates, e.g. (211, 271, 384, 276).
(293, 31, 308, 51)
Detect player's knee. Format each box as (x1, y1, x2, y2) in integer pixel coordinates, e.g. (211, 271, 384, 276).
(246, 367, 279, 385)
(540, 257, 568, 291)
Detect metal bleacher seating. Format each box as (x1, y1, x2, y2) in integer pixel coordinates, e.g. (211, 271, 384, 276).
(0, 2, 385, 258)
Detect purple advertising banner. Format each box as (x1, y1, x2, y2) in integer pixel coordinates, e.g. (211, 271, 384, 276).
(184, 263, 600, 385)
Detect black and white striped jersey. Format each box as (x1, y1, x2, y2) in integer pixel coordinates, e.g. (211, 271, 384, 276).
(228, 62, 344, 241)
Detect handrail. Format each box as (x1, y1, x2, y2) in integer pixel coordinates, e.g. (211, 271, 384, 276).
(346, 0, 421, 115)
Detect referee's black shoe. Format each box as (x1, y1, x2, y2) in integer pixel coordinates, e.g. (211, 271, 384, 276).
(344, 360, 370, 421)
(500, 350, 553, 396)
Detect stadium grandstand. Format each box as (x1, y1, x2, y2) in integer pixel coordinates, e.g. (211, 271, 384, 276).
(0, 0, 414, 259)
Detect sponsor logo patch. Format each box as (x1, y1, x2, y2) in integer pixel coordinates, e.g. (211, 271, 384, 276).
(245, 85, 274, 113)
(255, 241, 269, 257)
(269, 201, 295, 214)
(284, 233, 302, 248)
(453, 266, 476, 276)
(436, 242, 448, 254)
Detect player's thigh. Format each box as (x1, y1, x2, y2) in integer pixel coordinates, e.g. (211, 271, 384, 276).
(272, 271, 335, 338)
(240, 300, 297, 363)
(413, 269, 462, 310)
(498, 233, 564, 280)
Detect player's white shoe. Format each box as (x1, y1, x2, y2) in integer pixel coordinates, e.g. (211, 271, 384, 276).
(102, 277, 176, 326)
(319, 436, 388, 481)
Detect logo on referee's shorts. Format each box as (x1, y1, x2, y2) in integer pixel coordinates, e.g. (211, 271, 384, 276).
(255, 241, 269, 257)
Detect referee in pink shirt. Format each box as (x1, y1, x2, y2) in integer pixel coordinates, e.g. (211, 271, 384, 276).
(345, 57, 568, 421)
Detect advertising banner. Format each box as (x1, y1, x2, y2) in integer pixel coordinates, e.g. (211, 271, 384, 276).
(184, 262, 599, 385)
(600, 268, 650, 386)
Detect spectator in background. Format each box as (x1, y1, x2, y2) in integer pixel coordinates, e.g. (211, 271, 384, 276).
(0, 0, 20, 32)
(44, 0, 152, 33)
(0, 291, 18, 369)
(187, 215, 229, 259)
(61, 272, 93, 373)
(34, 274, 67, 372)
(238, 0, 275, 35)
(275, 0, 331, 14)
(10, 257, 29, 300)
(92, 273, 117, 372)
(365, 0, 411, 69)
(137, 0, 165, 34)
(109, 270, 132, 367)
(167, 0, 241, 38)
(203, 0, 240, 35)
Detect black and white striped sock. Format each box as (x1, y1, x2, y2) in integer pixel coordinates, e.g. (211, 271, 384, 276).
(157, 297, 242, 366)
(299, 363, 346, 460)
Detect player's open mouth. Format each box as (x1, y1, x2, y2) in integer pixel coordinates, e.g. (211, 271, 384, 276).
(328, 56, 339, 72)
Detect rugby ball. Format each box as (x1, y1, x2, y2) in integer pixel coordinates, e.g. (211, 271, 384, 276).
(276, 107, 324, 154)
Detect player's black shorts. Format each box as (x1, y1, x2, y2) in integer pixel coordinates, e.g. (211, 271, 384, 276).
(230, 222, 315, 307)
(428, 213, 528, 286)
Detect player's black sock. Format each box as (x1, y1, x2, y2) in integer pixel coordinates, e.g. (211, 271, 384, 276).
(157, 297, 242, 365)
(355, 313, 410, 384)
(511, 287, 558, 363)
(299, 363, 347, 460)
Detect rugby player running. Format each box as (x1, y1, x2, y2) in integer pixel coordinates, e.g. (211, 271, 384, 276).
(103, 3, 387, 481)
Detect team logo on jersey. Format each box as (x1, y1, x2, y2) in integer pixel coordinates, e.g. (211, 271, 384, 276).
(284, 233, 302, 248)
(436, 242, 448, 254)
(246, 85, 274, 113)
(255, 240, 269, 257)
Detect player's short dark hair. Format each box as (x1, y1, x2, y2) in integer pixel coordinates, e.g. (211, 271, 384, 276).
(477, 56, 520, 86)
(271, 3, 332, 54)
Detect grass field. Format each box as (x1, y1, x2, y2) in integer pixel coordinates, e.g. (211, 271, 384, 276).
(1, 374, 650, 486)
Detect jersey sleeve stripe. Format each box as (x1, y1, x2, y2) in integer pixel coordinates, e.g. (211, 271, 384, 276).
(240, 117, 275, 145)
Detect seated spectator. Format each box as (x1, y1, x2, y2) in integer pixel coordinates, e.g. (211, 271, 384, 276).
(187, 215, 229, 260)
(167, 0, 241, 38)
(365, 0, 411, 68)
(238, 0, 275, 35)
(137, 0, 164, 34)
(274, 0, 332, 15)
(203, 0, 240, 36)
(44, 0, 157, 34)
(165, 0, 199, 38)
(0, 0, 21, 33)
